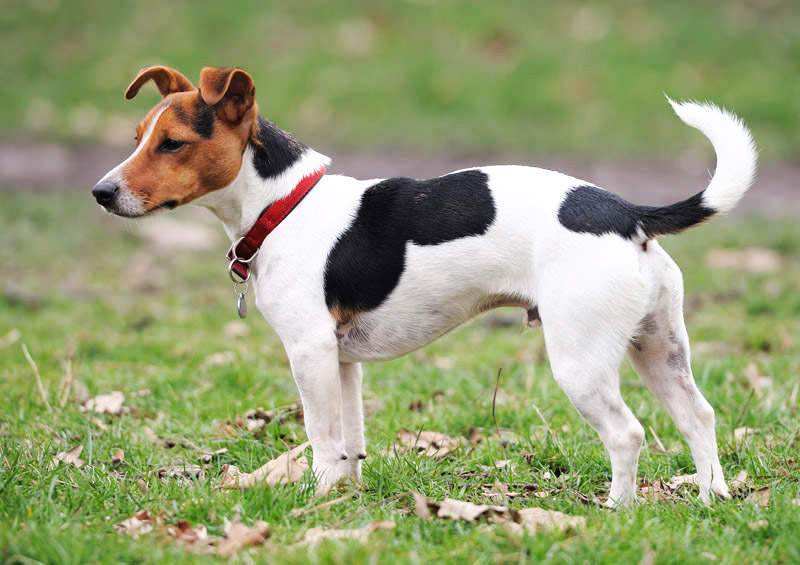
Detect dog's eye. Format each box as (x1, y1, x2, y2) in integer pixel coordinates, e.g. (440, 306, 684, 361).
(158, 138, 186, 153)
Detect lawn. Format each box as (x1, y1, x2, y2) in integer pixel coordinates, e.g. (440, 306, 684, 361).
(0, 192, 798, 563)
(2, 1, 800, 159)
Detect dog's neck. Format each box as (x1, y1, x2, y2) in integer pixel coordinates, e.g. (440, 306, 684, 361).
(195, 116, 331, 240)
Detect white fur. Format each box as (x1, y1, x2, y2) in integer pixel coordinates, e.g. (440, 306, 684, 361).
(106, 98, 754, 505)
(99, 105, 167, 216)
(667, 97, 757, 214)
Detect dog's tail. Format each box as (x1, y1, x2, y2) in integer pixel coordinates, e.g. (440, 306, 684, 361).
(635, 97, 757, 239)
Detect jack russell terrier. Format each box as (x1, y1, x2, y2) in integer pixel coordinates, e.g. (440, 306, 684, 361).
(92, 66, 756, 507)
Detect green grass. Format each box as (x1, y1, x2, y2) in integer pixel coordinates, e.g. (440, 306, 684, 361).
(1, 192, 799, 564)
(2, 1, 800, 159)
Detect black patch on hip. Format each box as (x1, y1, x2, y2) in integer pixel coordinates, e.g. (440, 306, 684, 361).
(324, 170, 495, 314)
(250, 116, 307, 179)
(558, 185, 714, 240)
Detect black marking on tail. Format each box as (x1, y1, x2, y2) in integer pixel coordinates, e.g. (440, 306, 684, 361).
(558, 185, 715, 240)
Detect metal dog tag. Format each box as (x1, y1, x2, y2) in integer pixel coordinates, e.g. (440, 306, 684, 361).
(237, 293, 247, 319)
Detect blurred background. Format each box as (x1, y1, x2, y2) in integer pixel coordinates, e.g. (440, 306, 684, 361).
(1, 0, 799, 201)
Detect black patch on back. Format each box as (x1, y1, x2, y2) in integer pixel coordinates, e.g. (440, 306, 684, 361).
(249, 116, 307, 179)
(558, 185, 715, 240)
(324, 170, 495, 314)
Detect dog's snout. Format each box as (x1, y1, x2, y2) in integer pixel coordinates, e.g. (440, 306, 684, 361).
(92, 180, 119, 206)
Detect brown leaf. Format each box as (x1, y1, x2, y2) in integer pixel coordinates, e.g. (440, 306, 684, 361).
(82, 391, 126, 415)
(666, 473, 698, 491)
(157, 460, 206, 483)
(223, 321, 250, 339)
(705, 247, 781, 273)
(748, 519, 768, 531)
(166, 520, 214, 554)
(217, 518, 270, 557)
(734, 427, 758, 443)
(730, 470, 748, 490)
(111, 448, 125, 464)
(203, 351, 236, 367)
(413, 493, 584, 534)
(50, 445, 84, 469)
(396, 429, 463, 458)
(300, 521, 394, 547)
(91, 417, 109, 431)
(468, 427, 485, 444)
(748, 486, 770, 508)
(511, 507, 586, 534)
(495, 459, 511, 469)
(744, 363, 772, 396)
(219, 442, 309, 489)
(639, 480, 671, 502)
(197, 448, 228, 464)
(114, 510, 157, 539)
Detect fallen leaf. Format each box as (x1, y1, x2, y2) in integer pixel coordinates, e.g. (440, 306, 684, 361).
(300, 521, 394, 547)
(91, 417, 109, 431)
(217, 517, 270, 557)
(219, 442, 309, 489)
(792, 498, 800, 507)
(203, 351, 236, 367)
(396, 429, 463, 458)
(734, 427, 758, 442)
(748, 486, 770, 508)
(0, 328, 20, 350)
(744, 363, 772, 396)
(50, 445, 84, 469)
(413, 493, 584, 534)
(198, 448, 228, 464)
(639, 480, 671, 502)
(705, 247, 781, 273)
(748, 519, 768, 531)
(167, 520, 212, 553)
(114, 510, 157, 539)
(468, 427, 485, 444)
(144, 426, 160, 444)
(666, 473, 698, 490)
(483, 481, 522, 501)
(730, 470, 748, 490)
(510, 507, 586, 534)
(82, 391, 126, 415)
(495, 459, 511, 469)
(157, 460, 206, 483)
(223, 321, 249, 339)
(112, 448, 125, 464)
(136, 479, 148, 496)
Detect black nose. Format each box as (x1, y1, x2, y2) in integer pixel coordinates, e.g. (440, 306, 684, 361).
(92, 180, 118, 206)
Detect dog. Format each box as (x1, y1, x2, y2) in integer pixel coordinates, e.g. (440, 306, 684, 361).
(92, 66, 756, 507)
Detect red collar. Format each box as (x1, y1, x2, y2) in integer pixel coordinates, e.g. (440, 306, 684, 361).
(227, 166, 326, 280)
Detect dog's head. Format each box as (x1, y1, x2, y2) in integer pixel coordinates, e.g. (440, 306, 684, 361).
(92, 66, 258, 217)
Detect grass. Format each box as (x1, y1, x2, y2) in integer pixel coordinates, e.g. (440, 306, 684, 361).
(2, 1, 800, 159)
(1, 191, 799, 564)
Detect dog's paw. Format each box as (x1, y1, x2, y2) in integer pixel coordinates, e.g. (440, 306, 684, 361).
(312, 454, 362, 488)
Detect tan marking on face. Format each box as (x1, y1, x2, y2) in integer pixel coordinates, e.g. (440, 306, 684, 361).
(120, 91, 256, 213)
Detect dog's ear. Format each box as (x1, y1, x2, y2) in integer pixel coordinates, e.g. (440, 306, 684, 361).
(198, 67, 256, 123)
(125, 66, 195, 100)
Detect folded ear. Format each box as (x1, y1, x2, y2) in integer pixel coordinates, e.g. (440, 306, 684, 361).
(125, 66, 195, 100)
(198, 67, 256, 123)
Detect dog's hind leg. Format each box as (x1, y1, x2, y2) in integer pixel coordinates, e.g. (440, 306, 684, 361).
(340, 361, 366, 479)
(538, 264, 648, 507)
(628, 248, 728, 503)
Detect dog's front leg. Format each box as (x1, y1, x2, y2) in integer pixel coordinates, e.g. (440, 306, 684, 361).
(285, 337, 350, 486)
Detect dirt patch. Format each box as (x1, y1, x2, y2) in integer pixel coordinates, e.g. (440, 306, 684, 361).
(1, 140, 795, 215)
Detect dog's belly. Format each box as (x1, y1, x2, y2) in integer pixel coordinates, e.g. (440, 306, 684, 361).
(335, 240, 537, 362)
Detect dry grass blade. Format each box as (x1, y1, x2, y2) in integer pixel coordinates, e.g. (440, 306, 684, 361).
(58, 347, 74, 408)
(22, 344, 52, 412)
(290, 493, 354, 518)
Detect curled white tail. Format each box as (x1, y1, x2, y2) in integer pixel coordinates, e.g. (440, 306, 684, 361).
(667, 97, 758, 215)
